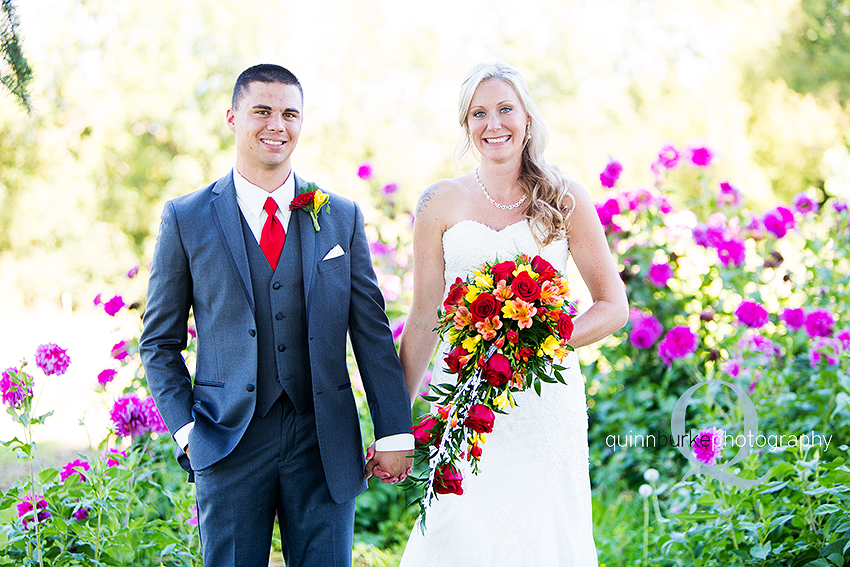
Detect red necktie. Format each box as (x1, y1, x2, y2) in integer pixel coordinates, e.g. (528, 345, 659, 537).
(260, 197, 285, 270)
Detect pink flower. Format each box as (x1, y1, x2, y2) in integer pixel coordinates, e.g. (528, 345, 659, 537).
(111, 340, 130, 361)
(833, 201, 848, 213)
(34, 343, 71, 376)
(723, 358, 741, 378)
(629, 311, 664, 350)
(792, 192, 819, 215)
(392, 319, 405, 342)
(624, 188, 655, 212)
(656, 144, 680, 169)
(692, 426, 725, 465)
(369, 240, 394, 256)
(780, 307, 806, 331)
(740, 333, 780, 360)
(72, 506, 89, 522)
(809, 338, 841, 367)
(187, 326, 197, 339)
(126, 264, 140, 279)
(595, 197, 621, 229)
(17, 494, 50, 530)
(60, 459, 91, 482)
(357, 163, 373, 180)
(110, 395, 148, 438)
(599, 159, 623, 189)
(688, 145, 714, 167)
(142, 397, 169, 435)
(1, 367, 32, 408)
(104, 448, 127, 468)
(658, 326, 698, 365)
(735, 300, 769, 329)
(381, 183, 399, 195)
(186, 504, 199, 526)
(762, 206, 795, 238)
(93, 293, 102, 306)
(717, 181, 743, 208)
(647, 262, 674, 287)
(715, 237, 746, 268)
(805, 308, 835, 338)
(744, 215, 766, 240)
(836, 329, 850, 351)
(97, 368, 117, 386)
(103, 295, 125, 316)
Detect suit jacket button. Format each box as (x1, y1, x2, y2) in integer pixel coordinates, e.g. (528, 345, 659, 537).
(272, 282, 281, 290)
(248, 329, 256, 337)
(276, 313, 284, 320)
(246, 384, 255, 392)
(278, 344, 286, 352)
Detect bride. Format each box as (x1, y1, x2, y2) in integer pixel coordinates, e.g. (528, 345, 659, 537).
(397, 62, 628, 566)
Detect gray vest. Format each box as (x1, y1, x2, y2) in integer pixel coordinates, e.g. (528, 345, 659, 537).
(241, 210, 312, 416)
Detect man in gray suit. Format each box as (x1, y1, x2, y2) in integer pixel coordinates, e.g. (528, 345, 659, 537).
(140, 64, 413, 567)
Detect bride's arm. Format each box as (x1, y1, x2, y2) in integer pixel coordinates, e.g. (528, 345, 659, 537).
(564, 182, 629, 347)
(400, 183, 449, 407)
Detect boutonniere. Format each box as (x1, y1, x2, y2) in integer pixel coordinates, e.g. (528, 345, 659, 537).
(289, 182, 330, 232)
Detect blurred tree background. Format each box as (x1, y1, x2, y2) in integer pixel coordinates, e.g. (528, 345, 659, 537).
(0, 0, 848, 313)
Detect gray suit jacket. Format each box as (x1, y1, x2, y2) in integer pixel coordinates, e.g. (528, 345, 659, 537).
(140, 172, 412, 503)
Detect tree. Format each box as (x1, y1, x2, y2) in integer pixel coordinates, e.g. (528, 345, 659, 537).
(0, 0, 32, 111)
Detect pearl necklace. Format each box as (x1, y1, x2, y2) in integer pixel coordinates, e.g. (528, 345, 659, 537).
(475, 169, 527, 211)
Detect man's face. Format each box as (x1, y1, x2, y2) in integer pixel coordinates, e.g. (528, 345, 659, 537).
(227, 81, 303, 178)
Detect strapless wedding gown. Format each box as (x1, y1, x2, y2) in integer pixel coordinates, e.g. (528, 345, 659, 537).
(399, 220, 598, 567)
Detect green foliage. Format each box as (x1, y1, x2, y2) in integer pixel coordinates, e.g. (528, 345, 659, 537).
(0, 0, 32, 110)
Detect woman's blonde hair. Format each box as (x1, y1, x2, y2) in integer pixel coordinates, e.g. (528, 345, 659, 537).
(457, 61, 573, 246)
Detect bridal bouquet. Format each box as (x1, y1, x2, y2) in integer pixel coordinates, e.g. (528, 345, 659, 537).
(408, 253, 575, 527)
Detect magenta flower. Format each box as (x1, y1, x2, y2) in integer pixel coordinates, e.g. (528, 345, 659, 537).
(381, 183, 399, 195)
(599, 159, 623, 189)
(836, 329, 850, 351)
(103, 295, 125, 316)
(692, 426, 725, 465)
(833, 201, 848, 213)
(392, 319, 405, 342)
(717, 181, 743, 208)
(60, 459, 91, 482)
(792, 192, 819, 215)
(126, 264, 140, 279)
(34, 343, 71, 376)
(762, 206, 795, 238)
(186, 504, 199, 526)
(744, 215, 766, 240)
(72, 506, 89, 522)
(692, 222, 726, 249)
(809, 338, 841, 367)
(716, 237, 746, 268)
(740, 333, 780, 360)
(722, 358, 741, 378)
(187, 326, 197, 339)
(805, 308, 835, 338)
(624, 188, 655, 211)
(629, 312, 664, 350)
(369, 240, 393, 256)
(104, 448, 127, 468)
(93, 293, 102, 306)
(17, 494, 50, 531)
(110, 395, 148, 438)
(595, 197, 621, 229)
(735, 300, 769, 329)
(97, 368, 117, 386)
(357, 163, 374, 180)
(111, 340, 130, 361)
(142, 397, 169, 435)
(656, 144, 680, 169)
(658, 326, 698, 365)
(647, 262, 674, 287)
(780, 307, 806, 331)
(1, 367, 32, 408)
(688, 145, 714, 167)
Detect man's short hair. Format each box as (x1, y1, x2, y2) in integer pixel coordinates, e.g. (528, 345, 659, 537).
(232, 64, 303, 109)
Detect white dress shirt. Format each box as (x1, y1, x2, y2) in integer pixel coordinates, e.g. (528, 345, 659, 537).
(174, 168, 412, 454)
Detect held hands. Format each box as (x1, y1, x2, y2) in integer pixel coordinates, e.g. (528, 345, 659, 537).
(364, 442, 413, 484)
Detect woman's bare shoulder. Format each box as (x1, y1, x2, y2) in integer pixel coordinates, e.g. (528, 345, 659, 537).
(415, 177, 471, 217)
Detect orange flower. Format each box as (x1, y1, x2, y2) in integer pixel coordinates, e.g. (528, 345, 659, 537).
(502, 299, 538, 329)
(493, 280, 514, 301)
(540, 280, 565, 305)
(474, 315, 503, 340)
(453, 307, 473, 330)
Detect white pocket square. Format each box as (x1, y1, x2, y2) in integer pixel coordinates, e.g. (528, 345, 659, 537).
(322, 244, 345, 261)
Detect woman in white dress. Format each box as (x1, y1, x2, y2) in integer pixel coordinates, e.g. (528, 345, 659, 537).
(397, 62, 629, 566)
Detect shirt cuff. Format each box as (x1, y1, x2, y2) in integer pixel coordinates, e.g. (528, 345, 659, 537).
(375, 433, 414, 452)
(174, 422, 194, 453)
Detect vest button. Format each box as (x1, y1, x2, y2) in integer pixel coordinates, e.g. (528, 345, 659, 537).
(272, 282, 281, 290)
(276, 313, 284, 320)
(278, 344, 286, 352)
(248, 329, 256, 337)
(246, 384, 255, 392)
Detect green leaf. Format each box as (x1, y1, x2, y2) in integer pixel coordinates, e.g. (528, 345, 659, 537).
(750, 541, 771, 559)
(675, 512, 720, 521)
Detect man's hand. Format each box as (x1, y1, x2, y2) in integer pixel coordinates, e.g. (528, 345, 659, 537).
(364, 442, 413, 484)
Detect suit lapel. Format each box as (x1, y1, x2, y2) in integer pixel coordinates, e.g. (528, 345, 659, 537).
(294, 175, 317, 309)
(210, 172, 255, 314)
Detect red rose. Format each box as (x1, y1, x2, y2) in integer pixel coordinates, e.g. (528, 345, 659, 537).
(464, 403, 495, 433)
(468, 444, 483, 461)
(435, 464, 463, 495)
(557, 312, 574, 341)
(411, 416, 441, 447)
(443, 277, 467, 310)
(469, 293, 500, 322)
(491, 260, 516, 284)
(444, 346, 469, 374)
(482, 353, 512, 386)
(511, 272, 541, 302)
(289, 191, 316, 210)
(506, 330, 519, 344)
(531, 255, 556, 282)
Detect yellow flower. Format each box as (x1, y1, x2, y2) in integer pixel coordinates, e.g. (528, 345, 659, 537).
(471, 431, 487, 445)
(465, 286, 482, 303)
(473, 269, 494, 289)
(493, 389, 514, 411)
(462, 334, 481, 352)
(313, 189, 329, 209)
(538, 335, 561, 358)
(514, 264, 537, 278)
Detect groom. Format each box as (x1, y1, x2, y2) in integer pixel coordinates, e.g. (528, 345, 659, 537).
(140, 64, 413, 567)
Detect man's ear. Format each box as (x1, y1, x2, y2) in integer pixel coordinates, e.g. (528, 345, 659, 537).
(226, 108, 237, 133)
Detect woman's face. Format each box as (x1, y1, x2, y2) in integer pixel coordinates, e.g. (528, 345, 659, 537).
(467, 78, 529, 166)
